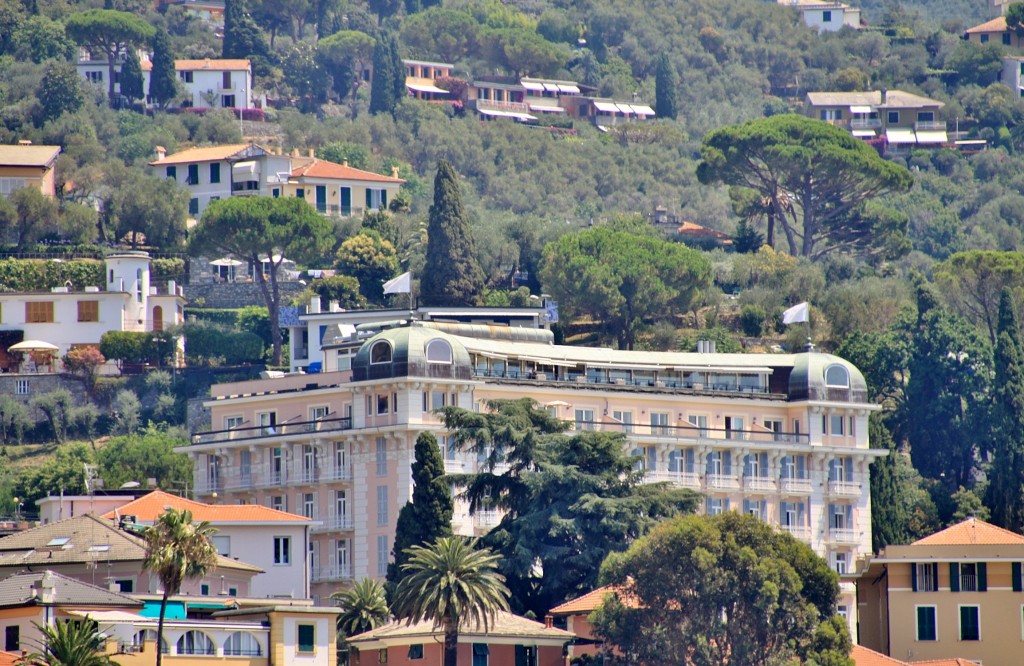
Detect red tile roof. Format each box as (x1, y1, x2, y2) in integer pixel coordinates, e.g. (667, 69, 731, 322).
(549, 585, 621, 615)
(852, 645, 908, 666)
(101, 490, 310, 524)
(965, 16, 1006, 33)
(290, 158, 405, 183)
(912, 517, 1024, 546)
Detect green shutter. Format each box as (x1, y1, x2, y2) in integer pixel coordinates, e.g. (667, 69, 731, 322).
(366, 188, 373, 208)
(911, 562, 918, 591)
(950, 562, 960, 592)
(1014, 562, 1022, 592)
(978, 562, 987, 591)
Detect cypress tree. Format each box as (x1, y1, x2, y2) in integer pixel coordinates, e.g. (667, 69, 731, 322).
(369, 32, 399, 115)
(421, 159, 485, 307)
(655, 54, 678, 120)
(869, 416, 910, 550)
(386, 432, 454, 589)
(149, 27, 177, 109)
(223, 0, 271, 76)
(986, 288, 1024, 531)
(389, 32, 405, 105)
(120, 48, 144, 108)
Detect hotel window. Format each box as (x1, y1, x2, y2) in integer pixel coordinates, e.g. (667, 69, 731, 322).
(611, 410, 633, 433)
(270, 495, 285, 511)
(377, 485, 388, 525)
(426, 339, 453, 363)
(950, 562, 987, 592)
(302, 493, 315, 519)
(25, 301, 54, 323)
(472, 644, 489, 666)
(706, 497, 728, 515)
(724, 416, 744, 440)
(5, 626, 18, 651)
(376, 394, 390, 415)
(829, 414, 845, 436)
(650, 412, 669, 435)
(376, 438, 387, 475)
(913, 562, 938, 592)
(832, 552, 848, 575)
(780, 455, 806, 480)
(668, 449, 694, 474)
(916, 606, 937, 641)
(408, 644, 424, 660)
(764, 419, 784, 441)
(742, 499, 764, 519)
(575, 409, 594, 431)
(431, 391, 446, 410)
(377, 534, 389, 576)
(706, 451, 731, 476)
(687, 414, 708, 437)
(744, 452, 768, 478)
(959, 605, 980, 641)
(77, 300, 99, 322)
(273, 536, 291, 565)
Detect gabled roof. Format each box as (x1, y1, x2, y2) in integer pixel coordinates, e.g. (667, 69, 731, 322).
(348, 610, 573, 646)
(549, 585, 620, 615)
(852, 645, 909, 665)
(101, 490, 311, 525)
(912, 517, 1024, 546)
(176, 58, 251, 72)
(805, 90, 944, 109)
(966, 16, 1007, 33)
(0, 514, 263, 573)
(149, 143, 269, 166)
(0, 570, 143, 609)
(0, 145, 61, 168)
(289, 158, 405, 183)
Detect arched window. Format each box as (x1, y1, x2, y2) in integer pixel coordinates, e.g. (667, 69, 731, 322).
(426, 339, 453, 364)
(824, 364, 850, 388)
(152, 305, 164, 332)
(370, 341, 392, 364)
(224, 633, 263, 657)
(177, 631, 215, 655)
(133, 630, 168, 654)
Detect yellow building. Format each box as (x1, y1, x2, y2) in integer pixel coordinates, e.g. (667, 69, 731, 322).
(286, 158, 404, 217)
(965, 17, 1024, 48)
(0, 144, 60, 198)
(856, 518, 1024, 665)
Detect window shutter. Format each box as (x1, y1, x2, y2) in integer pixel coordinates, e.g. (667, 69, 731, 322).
(828, 459, 838, 481)
(723, 451, 732, 475)
(978, 562, 987, 591)
(685, 449, 694, 473)
(381, 190, 387, 208)
(743, 455, 752, 477)
(950, 563, 960, 592)
(911, 563, 918, 592)
(706, 454, 714, 476)
(760, 452, 768, 476)
(365, 188, 372, 208)
(845, 457, 853, 481)
(1014, 562, 1022, 592)
(797, 455, 805, 478)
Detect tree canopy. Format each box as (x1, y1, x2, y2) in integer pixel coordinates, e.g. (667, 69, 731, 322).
(65, 10, 154, 102)
(540, 224, 712, 349)
(697, 115, 913, 259)
(421, 159, 485, 307)
(934, 250, 1024, 346)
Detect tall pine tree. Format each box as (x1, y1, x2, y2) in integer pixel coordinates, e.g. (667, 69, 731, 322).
(869, 415, 910, 550)
(223, 0, 271, 77)
(386, 432, 453, 589)
(421, 159, 485, 306)
(120, 48, 144, 108)
(654, 54, 678, 120)
(369, 31, 401, 115)
(986, 288, 1024, 531)
(149, 27, 177, 108)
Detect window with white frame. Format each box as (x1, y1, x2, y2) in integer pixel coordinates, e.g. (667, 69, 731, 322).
(611, 410, 633, 433)
(376, 394, 390, 415)
(15, 380, 29, 396)
(650, 412, 669, 435)
(706, 497, 727, 515)
(273, 536, 291, 565)
(574, 408, 594, 431)
(302, 492, 315, 519)
(914, 562, 938, 592)
(832, 551, 848, 575)
(225, 415, 244, 430)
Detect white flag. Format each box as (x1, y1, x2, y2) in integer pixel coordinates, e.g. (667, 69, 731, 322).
(383, 271, 411, 295)
(782, 302, 810, 325)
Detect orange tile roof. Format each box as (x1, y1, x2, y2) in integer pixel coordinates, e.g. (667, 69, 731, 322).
(101, 490, 310, 524)
(290, 158, 405, 183)
(549, 585, 622, 615)
(0, 652, 18, 666)
(852, 645, 908, 666)
(966, 16, 1006, 33)
(175, 58, 251, 71)
(912, 660, 981, 665)
(912, 517, 1024, 546)
(149, 143, 252, 166)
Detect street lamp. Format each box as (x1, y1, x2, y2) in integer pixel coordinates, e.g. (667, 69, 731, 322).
(239, 87, 246, 139)
(13, 497, 21, 521)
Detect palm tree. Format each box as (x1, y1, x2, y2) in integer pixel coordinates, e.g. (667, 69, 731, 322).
(330, 578, 390, 665)
(21, 618, 115, 666)
(142, 508, 218, 666)
(391, 537, 510, 666)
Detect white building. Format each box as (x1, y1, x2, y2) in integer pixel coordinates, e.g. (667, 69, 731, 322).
(779, 0, 861, 31)
(0, 251, 184, 371)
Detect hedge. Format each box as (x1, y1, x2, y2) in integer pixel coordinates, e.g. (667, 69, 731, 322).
(183, 308, 240, 327)
(0, 259, 104, 292)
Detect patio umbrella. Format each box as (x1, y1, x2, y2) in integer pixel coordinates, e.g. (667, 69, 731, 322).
(210, 257, 245, 267)
(8, 340, 59, 352)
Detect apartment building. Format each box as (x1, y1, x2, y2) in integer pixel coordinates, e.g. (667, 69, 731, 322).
(0, 144, 60, 199)
(181, 319, 882, 627)
(856, 518, 1024, 666)
(403, 59, 453, 101)
(77, 56, 252, 110)
(779, 0, 861, 32)
(805, 90, 946, 149)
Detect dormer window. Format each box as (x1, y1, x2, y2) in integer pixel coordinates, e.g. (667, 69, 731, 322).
(426, 340, 453, 364)
(370, 341, 392, 364)
(824, 364, 850, 388)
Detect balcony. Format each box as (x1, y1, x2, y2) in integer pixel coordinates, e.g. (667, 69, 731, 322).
(780, 478, 813, 495)
(255, 469, 287, 488)
(644, 471, 701, 490)
(828, 481, 861, 498)
(296, 469, 320, 485)
(782, 524, 810, 541)
(444, 460, 465, 474)
(319, 465, 352, 482)
(706, 474, 740, 491)
(194, 478, 223, 495)
(223, 473, 256, 491)
(830, 528, 859, 545)
(475, 511, 500, 529)
(312, 567, 352, 583)
(312, 514, 354, 533)
(744, 477, 777, 493)
(851, 118, 882, 129)
(190, 416, 352, 447)
(915, 120, 946, 131)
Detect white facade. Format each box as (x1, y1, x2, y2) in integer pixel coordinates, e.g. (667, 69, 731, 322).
(781, 0, 861, 31)
(76, 56, 252, 110)
(1003, 56, 1024, 99)
(202, 524, 310, 599)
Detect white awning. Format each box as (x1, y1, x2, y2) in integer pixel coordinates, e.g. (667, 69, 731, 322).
(542, 83, 560, 92)
(849, 105, 873, 114)
(615, 103, 634, 114)
(521, 81, 544, 91)
(557, 84, 581, 94)
(512, 113, 537, 122)
(631, 105, 656, 116)
(407, 82, 448, 94)
(68, 610, 145, 623)
(851, 129, 876, 137)
(478, 108, 536, 122)
(593, 101, 619, 112)
(232, 160, 257, 175)
(916, 130, 948, 144)
(528, 103, 566, 113)
(886, 129, 917, 144)
(515, 355, 578, 367)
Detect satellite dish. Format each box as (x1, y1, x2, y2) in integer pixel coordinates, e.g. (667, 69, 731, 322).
(120, 481, 141, 489)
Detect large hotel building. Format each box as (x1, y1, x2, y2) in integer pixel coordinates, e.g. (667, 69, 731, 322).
(181, 311, 882, 630)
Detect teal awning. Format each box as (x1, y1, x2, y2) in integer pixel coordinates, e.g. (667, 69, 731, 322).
(187, 602, 229, 610)
(140, 601, 186, 619)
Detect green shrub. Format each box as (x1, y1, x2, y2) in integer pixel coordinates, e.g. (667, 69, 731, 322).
(184, 322, 265, 365)
(183, 308, 240, 327)
(0, 259, 103, 292)
(739, 304, 766, 337)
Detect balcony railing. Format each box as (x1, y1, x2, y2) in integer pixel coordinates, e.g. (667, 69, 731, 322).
(915, 120, 946, 131)
(313, 567, 352, 582)
(830, 528, 859, 545)
(579, 420, 809, 445)
(475, 511, 500, 528)
(644, 470, 701, 490)
(319, 465, 352, 482)
(851, 118, 882, 128)
(780, 478, 813, 495)
(444, 460, 465, 474)
(828, 481, 861, 497)
(255, 468, 286, 488)
(190, 416, 352, 446)
(312, 514, 354, 532)
(744, 477, 777, 493)
(782, 524, 810, 540)
(706, 474, 740, 491)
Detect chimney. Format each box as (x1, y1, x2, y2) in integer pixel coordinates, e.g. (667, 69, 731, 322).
(155, 145, 167, 161)
(391, 166, 400, 178)
(17, 140, 31, 146)
(342, 160, 349, 167)
(544, 614, 553, 629)
(309, 295, 321, 314)
(308, 148, 314, 158)
(291, 148, 299, 157)
(33, 571, 56, 605)
(880, 88, 887, 104)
